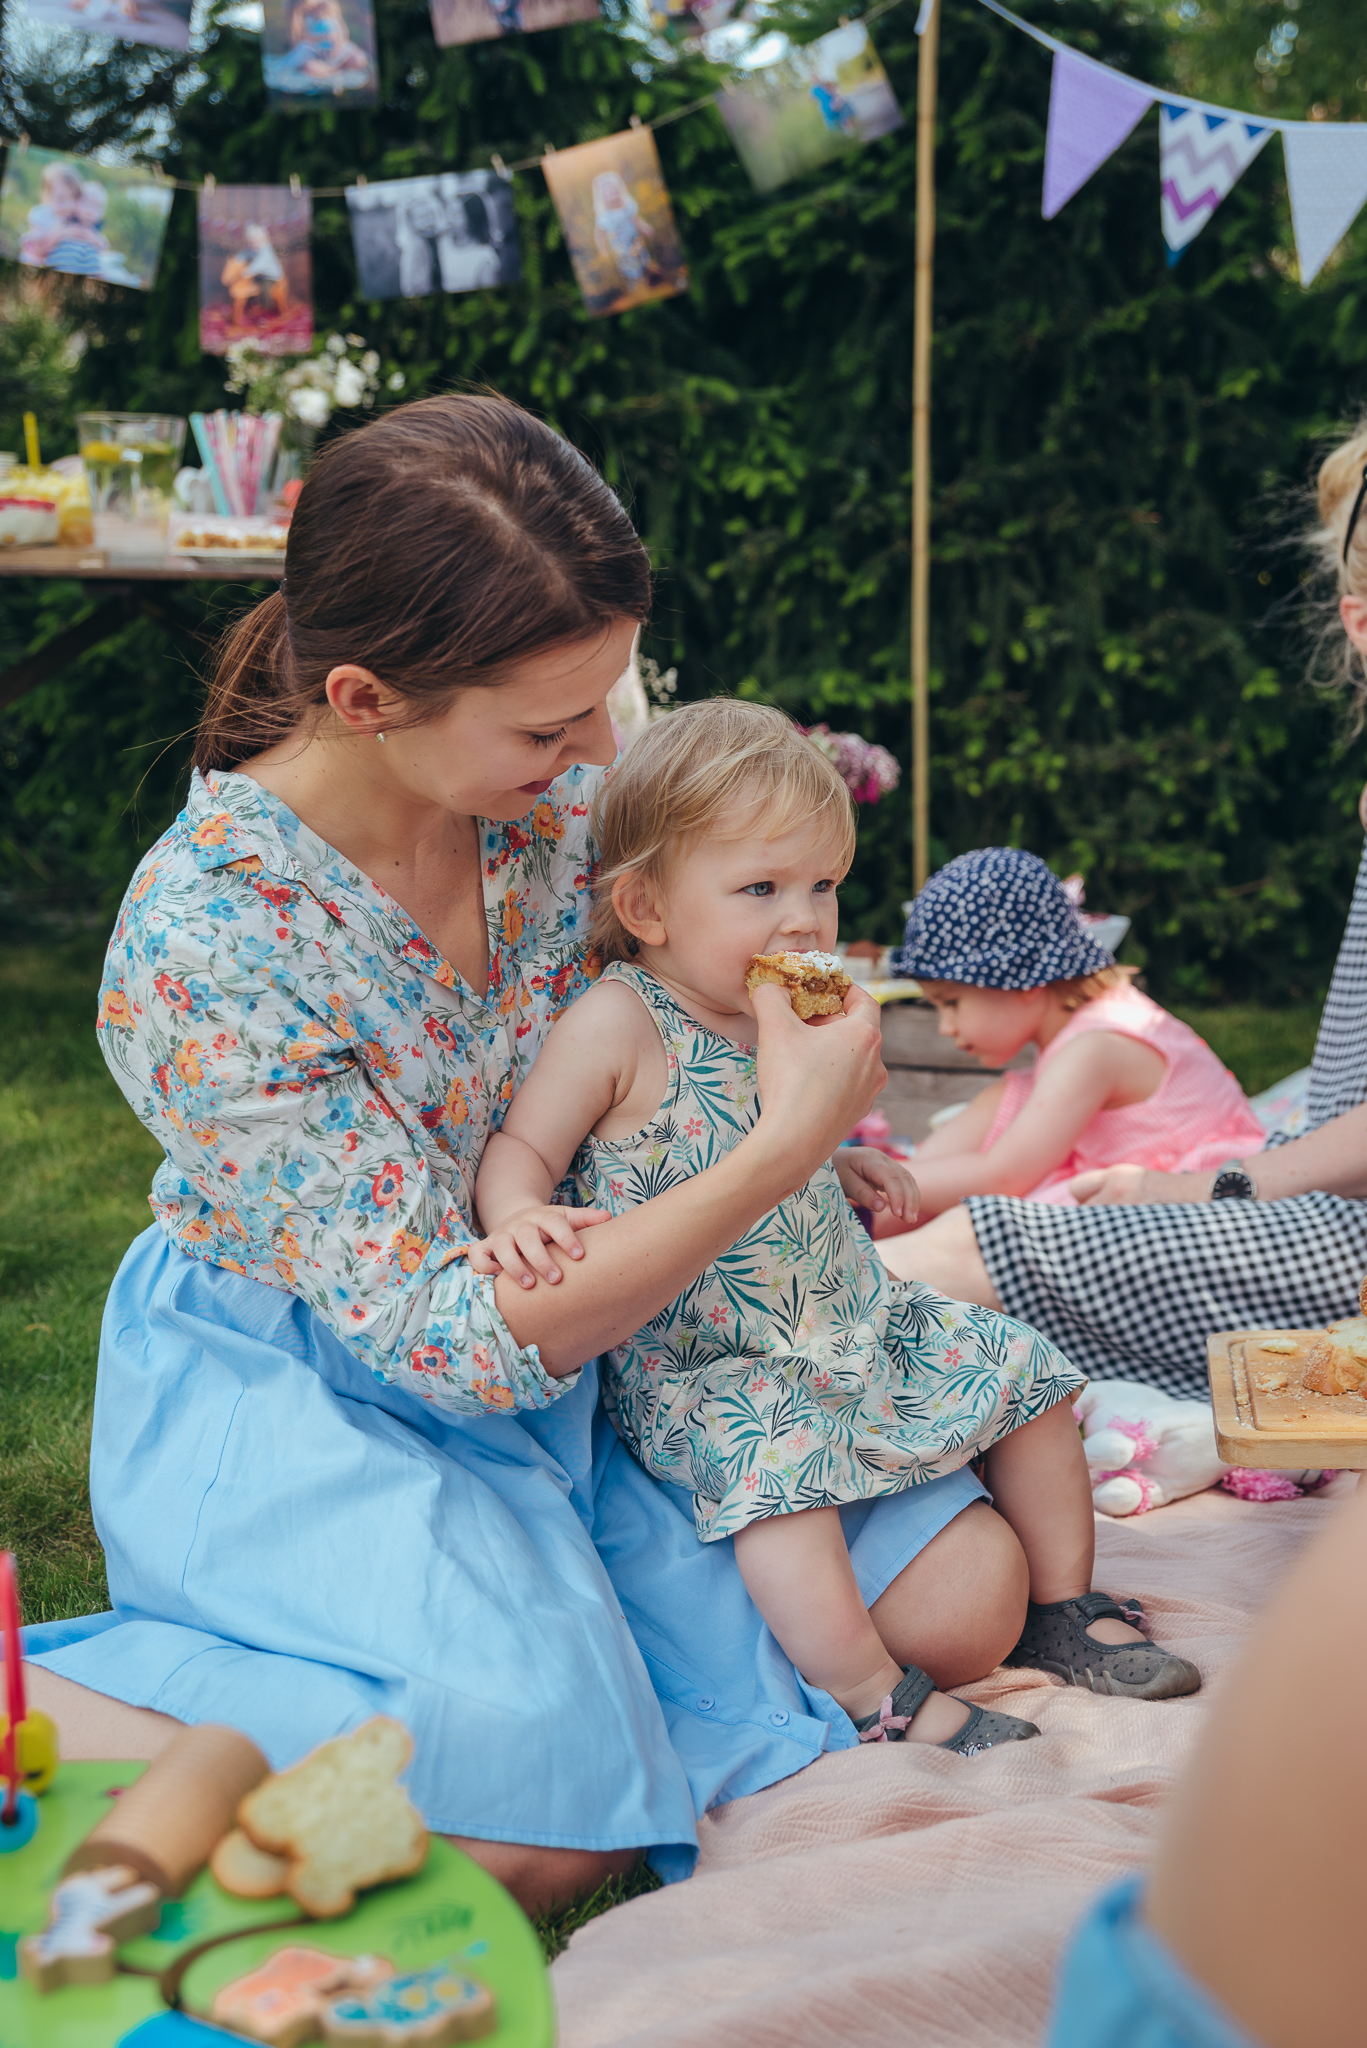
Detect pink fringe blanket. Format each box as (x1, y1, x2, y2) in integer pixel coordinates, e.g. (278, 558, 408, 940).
(551, 1489, 1333, 2048)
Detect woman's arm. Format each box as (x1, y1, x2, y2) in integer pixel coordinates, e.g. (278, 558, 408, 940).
(906, 1032, 1165, 1221)
(492, 982, 888, 1372)
(1072, 1096, 1367, 1206)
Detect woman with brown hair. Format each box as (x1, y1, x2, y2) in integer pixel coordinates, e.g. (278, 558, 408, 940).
(884, 421, 1367, 1401)
(24, 395, 1033, 1912)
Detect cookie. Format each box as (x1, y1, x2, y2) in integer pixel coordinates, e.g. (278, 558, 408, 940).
(744, 950, 851, 1021)
(320, 1958, 496, 2044)
(236, 1717, 428, 1920)
(211, 1825, 292, 1900)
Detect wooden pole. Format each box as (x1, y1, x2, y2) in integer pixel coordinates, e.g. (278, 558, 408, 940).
(911, 0, 939, 892)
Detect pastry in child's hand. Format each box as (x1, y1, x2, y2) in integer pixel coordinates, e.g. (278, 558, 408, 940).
(744, 950, 852, 1021)
(235, 1716, 428, 1919)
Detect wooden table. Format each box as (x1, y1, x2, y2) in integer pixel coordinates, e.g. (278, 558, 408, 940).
(0, 545, 283, 711)
(877, 997, 1033, 1143)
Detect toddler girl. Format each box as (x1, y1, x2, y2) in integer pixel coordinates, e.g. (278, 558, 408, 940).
(895, 847, 1266, 1224)
(472, 702, 1199, 1752)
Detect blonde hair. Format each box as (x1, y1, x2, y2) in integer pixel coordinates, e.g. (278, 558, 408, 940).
(1305, 418, 1367, 728)
(591, 699, 857, 966)
(917, 964, 1138, 1010)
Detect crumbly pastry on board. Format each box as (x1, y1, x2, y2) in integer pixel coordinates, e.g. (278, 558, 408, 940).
(211, 1825, 292, 1899)
(235, 1717, 428, 1919)
(744, 950, 852, 1021)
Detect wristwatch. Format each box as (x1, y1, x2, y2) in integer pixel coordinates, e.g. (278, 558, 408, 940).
(1211, 1159, 1258, 1201)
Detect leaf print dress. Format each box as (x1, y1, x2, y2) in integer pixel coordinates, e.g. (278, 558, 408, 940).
(577, 963, 1086, 1542)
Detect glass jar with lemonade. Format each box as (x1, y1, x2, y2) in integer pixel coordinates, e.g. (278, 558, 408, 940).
(78, 412, 186, 551)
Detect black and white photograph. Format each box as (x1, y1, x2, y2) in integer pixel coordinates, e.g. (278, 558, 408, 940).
(345, 172, 521, 301)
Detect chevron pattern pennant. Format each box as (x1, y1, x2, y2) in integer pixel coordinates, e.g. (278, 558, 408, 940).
(1283, 124, 1367, 287)
(1160, 104, 1272, 262)
(1042, 49, 1153, 220)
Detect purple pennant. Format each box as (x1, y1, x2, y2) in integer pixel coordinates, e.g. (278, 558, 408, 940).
(1042, 48, 1154, 220)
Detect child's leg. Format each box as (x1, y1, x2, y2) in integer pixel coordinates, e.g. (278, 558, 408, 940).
(733, 1507, 973, 1742)
(983, 1395, 1143, 1645)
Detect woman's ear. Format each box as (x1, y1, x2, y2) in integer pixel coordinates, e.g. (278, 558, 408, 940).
(612, 871, 668, 951)
(1340, 593, 1367, 664)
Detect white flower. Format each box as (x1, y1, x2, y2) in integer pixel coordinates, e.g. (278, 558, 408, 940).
(288, 386, 331, 428)
(361, 351, 379, 373)
(387, 371, 406, 391)
(345, 332, 366, 348)
(332, 361, 367, 409)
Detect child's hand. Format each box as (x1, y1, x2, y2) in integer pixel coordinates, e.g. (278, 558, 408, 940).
(467, 1204, 612, 1289)
(835, 1146, 919, 1227)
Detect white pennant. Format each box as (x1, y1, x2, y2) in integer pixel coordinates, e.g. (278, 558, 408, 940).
(1283, 124, 1367, 287)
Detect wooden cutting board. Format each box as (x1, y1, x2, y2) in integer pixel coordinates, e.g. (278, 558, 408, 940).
(1209, 1330, 1367, 1468)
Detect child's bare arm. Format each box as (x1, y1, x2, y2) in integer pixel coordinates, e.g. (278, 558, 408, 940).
(907, 1031, 1165, 1221)
(470, 984, 634, 1287)
(911, 1078, 1005, 1160)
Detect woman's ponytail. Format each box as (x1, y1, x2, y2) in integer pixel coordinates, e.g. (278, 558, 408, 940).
(194, 590, 296, 773)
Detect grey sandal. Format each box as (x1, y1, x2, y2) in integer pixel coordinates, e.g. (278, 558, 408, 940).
(1004, 1592, 1200, 1700)
(852, 1664, 1040, 1756)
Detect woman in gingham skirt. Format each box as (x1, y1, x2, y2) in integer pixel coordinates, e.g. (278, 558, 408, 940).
(885, 424, 1367, 1402)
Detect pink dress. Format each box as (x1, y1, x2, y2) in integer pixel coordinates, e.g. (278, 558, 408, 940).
(982, 984, 1266, 1205)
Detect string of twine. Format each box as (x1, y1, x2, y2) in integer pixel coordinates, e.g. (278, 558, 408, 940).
(0, 0, 912, 197)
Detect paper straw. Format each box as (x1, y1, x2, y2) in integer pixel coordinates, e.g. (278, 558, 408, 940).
(258, 413, 283, 514)
(239, 413, 262, 521)
(190, 413, 232, 517)
(22, 414, 39, 472)
(208, 412, 244, 517)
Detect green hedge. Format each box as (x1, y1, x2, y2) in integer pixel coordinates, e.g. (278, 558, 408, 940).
(3, 0, 1366, 995)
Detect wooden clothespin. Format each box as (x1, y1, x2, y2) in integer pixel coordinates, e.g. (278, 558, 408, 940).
(203, 172, 216, 194)
(491, 153, 509, 179)
(629, 113, 643, 128)
(542, 140, 556, 155)
(289, 172, 301, 197)
(355, 172, 367, 186)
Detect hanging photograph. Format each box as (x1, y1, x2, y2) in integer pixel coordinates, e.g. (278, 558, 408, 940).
(428, 0, 596, 49)
(716, 22, 904, 195)
(261, 0, 378, 108)
(345, 172, 521, 301)
(541, 128, 688, 319)
(19, 0, 190, 52)
(0, 145, 175, 290)
(199, 185, 313, 357)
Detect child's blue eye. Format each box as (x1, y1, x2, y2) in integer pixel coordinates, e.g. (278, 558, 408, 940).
(814, 879, 837, 895)
(742, 882, 775, 897)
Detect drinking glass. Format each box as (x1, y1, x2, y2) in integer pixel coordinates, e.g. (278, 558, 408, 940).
(78, 413, 187, 551)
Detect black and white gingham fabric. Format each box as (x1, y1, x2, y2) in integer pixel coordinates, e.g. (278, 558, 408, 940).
(894, 847, 1115, 989)
(968, 838, 1367, 1400)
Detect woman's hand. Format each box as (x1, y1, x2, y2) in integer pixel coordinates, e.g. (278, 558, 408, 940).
(749, 982, 887, 1192)
(1070, 1164, 1212, 1206)
(835, 1146, 920, 1226)
(468, 1204, 612, 1288)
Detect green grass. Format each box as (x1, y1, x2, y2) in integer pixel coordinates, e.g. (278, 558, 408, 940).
(0, 934, 161, 1623)
(1169, 1004, 1321, 1099)
(0, 937, 1318, 1953)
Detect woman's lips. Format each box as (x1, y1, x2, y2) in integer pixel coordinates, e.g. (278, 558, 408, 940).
(517, 779, 554, 797)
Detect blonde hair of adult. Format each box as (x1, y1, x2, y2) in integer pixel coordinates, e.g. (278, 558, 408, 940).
(591, 699, 856, 966)
(1310, 418, 1367, 723)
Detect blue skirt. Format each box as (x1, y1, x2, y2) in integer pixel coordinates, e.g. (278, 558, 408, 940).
(26, 1230, 987, 1882)
(1046, 1878, 1258, 2048)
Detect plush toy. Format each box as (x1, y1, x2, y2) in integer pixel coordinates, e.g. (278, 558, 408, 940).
(1072, 1379, 1324, 1516)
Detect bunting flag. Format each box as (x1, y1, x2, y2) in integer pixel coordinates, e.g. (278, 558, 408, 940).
(1159, 104, 1272, 262)
(1283, 124, 1367, 287)
(1042, 49, 1152, 220)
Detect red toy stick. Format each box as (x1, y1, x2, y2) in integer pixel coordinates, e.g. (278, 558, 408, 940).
(0, 1551, 26, 1827)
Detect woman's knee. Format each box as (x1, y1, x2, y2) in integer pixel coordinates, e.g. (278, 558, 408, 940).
(447, 1837, 640, 1918)
(877, 1205, 1001, 1308)
(868, 1501, 1028, 1690)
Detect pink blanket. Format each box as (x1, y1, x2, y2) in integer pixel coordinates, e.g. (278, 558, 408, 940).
(552, 1489, 1331, 2048)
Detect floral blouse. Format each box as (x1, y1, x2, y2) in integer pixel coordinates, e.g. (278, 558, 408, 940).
(98, 765, 604, 1415)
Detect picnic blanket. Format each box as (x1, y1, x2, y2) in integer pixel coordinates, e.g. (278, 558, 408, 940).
(551, 1486, 1335, 2048)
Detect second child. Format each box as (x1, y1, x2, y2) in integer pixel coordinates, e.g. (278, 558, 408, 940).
(471, 702, 1200, 1754)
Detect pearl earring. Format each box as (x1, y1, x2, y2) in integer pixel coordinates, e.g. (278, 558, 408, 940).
(375, 731, 386, 744)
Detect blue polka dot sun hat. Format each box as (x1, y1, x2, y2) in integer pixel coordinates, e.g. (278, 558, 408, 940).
(894, 847, 1116, 989)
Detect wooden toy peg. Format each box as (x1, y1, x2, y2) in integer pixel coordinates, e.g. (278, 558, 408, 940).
(64, 1721, 269, 1897)
(320, 1960, 497, 2045)
(210, 1945, 393, 2048)
(18, 1864, 162, 1992)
